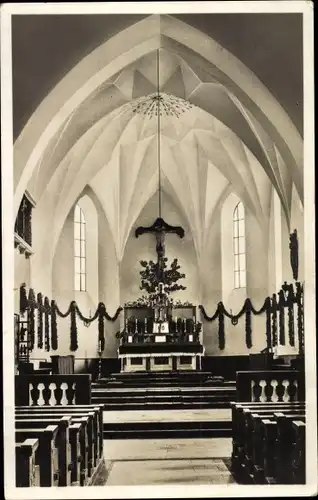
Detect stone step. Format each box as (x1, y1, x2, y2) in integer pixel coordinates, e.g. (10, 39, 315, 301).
(104, 420, 231, 431)
(92, 387, 236, 396)
(92, 400, 232, 410)
(92, 395, 234, 404)
(103, 427, 232, 439)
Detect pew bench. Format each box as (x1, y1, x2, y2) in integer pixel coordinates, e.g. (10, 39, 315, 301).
(15, 416, 72, 486)
(15, 425, 60, 487)
(15, 404, 104, 487)
(15, 438, 40, 487)
(16, 404, 104, 461)
(16, 412, 94, 481)
(231, 402, 306, 485)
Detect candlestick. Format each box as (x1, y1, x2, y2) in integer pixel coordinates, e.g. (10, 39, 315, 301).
(145, 317, 148, 333)
(135, 318, 138, 334)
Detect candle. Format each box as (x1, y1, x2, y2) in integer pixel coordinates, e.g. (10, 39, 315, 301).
(145, 317, 148, 333)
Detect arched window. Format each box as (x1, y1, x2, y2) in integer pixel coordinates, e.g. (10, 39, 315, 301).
(74, 205, 86, 291)
(233, 202, 246, 288)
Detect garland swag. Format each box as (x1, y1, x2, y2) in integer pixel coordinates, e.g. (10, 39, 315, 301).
(278, 291, 286, 346)
(37, 293, 43, 349)
(70, 302, 78, 351)
(50, 301, 58, 350)
(44, 297, 51, 351)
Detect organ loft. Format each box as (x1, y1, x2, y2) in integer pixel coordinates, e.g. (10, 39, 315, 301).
(6, 10, 312, 492)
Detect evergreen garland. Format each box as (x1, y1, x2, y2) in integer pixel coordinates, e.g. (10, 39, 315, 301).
(70, 302, 78, 351)
(218, 303, 225, 350)
(28, 307, 35, 351)
(265, 297, 272, 349)
(287, 285, 295, 347)
(245, 299, 252, 348)
(278, 290, 285, 346)
(296, 283, 304, 355)
(44, 297, 50, 351)
(271, 294, 278, 347)
(98, 304, 106, 352)
(37, 293, 43, 349)
(19, 283, 28, 314)
(51, 301, 58, 350)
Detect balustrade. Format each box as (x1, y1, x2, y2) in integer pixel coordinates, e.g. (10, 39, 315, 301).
(236, 370, 304, 403)
(15, 374, 92, 406)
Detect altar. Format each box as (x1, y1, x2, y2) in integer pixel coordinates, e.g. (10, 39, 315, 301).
(117, 294, 204, 373)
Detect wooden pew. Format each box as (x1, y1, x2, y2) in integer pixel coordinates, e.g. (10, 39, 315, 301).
(16, 405, 104, 485)
(15, 416, 72, 486)
(273, 412, 306, 484)
(231, 402, 305, 475)
(15, 438, 40, 487)
(291, 420, 306, 484)
(15, 425, 59, 486)
(249, 409, 305, 483)
(16, 408, 99, 476)
(231, 402, 306, 484)
(16, 412, 91, 485)
(16, 404, 104, 462)
(69, 423, 82, 485)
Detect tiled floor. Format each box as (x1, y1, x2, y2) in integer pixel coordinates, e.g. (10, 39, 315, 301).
(95, 438, 235, 485)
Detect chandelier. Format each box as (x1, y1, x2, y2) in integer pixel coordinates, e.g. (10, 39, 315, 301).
(130, 92, 192, 118)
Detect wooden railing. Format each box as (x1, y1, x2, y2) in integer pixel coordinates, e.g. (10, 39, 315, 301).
(236, 370, 305, 403)
(15, 374, 91, 406)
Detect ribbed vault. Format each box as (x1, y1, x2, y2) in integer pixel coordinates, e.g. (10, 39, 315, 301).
(14, 14, 303, 283)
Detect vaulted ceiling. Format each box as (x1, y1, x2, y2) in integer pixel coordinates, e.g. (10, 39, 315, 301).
(13, 14, 303, 268)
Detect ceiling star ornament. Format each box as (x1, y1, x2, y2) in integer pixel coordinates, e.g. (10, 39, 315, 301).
(130, 92, 193, 118)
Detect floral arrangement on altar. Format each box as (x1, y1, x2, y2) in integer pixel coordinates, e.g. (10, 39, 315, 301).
(139, 257, 186, 294)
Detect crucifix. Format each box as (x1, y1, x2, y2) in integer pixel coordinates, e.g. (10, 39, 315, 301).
(134, 49, 185, 284)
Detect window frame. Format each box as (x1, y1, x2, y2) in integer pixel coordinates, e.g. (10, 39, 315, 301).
(233, 202, 246, 289)
(74, 205, 86, 292)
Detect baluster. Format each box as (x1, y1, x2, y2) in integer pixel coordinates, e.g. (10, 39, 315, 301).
(253, 380, 261, 402)
(293, 380, 299, 401)
(30, 382, 40, 406)
(251, 380, 256, 402)
(65, 380, 75, 405)
(276, 379, 285, 402)
(42, 380, 51, 405)
(60, 382, 68, 405)
(37, 383, 45, 406)
(264, 380, 274, 402)
(271, 380, 279, 402)
(259, 380, 266, 402)
(282, 380, 290, 402)
(49, 383, 57, 406)
(54, 381, 63, 405)
(28, 383, 33, 405)
(72, 383, 76, 405)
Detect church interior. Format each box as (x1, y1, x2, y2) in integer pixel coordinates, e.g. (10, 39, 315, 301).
(11, 12, 308, 488)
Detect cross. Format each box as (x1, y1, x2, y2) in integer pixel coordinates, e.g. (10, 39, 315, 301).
(135, 216, 185, 281)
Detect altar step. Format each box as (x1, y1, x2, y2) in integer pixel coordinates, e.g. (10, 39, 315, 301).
(103, 419, 232, 439)
(94, 371, 235, 388)
(92, 385, 236, 410)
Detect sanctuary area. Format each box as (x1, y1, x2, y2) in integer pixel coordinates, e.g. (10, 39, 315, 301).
(8, 11, 310, 491)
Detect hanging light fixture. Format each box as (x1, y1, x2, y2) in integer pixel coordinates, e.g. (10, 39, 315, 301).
(133, 49, 186, 302)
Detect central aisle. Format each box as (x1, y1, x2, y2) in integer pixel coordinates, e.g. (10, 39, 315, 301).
(95, 437, 235, 485)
